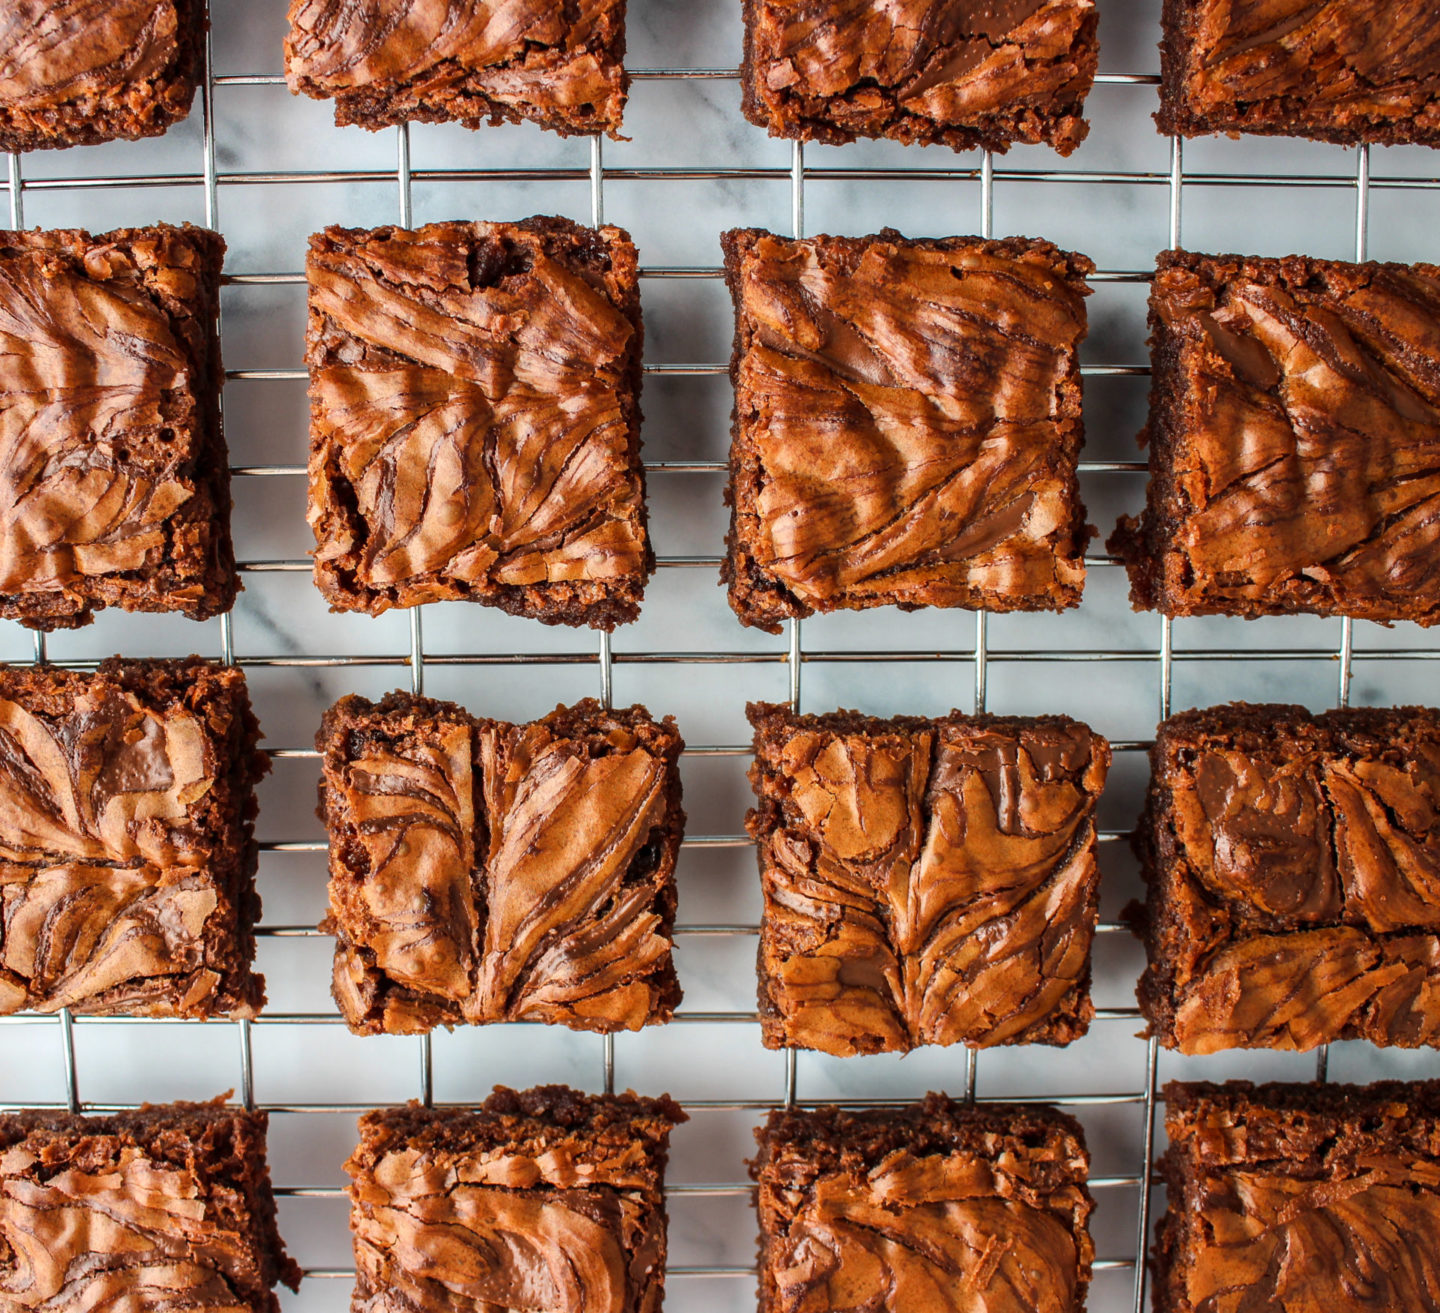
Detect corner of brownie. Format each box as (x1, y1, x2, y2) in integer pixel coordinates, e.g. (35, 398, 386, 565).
(317, 691, 684, 1035)
(747, 700, 1109, 1054)
(284, 1, 629, 137)
(722, 227, 1094, 632)
(0, 222, 235, 630)
(0, 656, 269, 1019)
(345, 1085, 685, 1313)
(752, 1094, 1095, 1313)
(305, 217, 651, 630)
(0, 1, 206, 152)
(1112, 248, 1440, 624)
(740, 0, 1099, 154)
(1136, 701, 1440, 1054)
(0, 1097, 300, 1313)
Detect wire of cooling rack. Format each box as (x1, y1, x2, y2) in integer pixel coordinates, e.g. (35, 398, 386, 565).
(1, 14, 1433, 1306)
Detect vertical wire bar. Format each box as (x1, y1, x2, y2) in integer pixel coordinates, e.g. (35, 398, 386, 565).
(590, 131, 617, 1095)
(1134, 131, 1187, 1313)
(9, 155, 40, 668)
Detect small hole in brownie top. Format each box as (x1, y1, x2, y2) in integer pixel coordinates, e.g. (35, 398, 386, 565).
(630, 839, 662, 879)
(468, 238, 532, 290)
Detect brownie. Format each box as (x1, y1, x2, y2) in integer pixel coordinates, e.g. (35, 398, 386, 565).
(306, 218, 651, 630)
(723, 228, 1094, 632)
(346, 1086, 685, 1313)
(1135, 703, 1440, 1055)
(0, 1098, 300, 1313)
(317, 692, 684, 1035)
(0, 2, 205, 153)
(747, 702, 1109, 1054)
(753, 1095, 1095, 1313)
(741, 0, 1099, 155)
(0, 224, 236, 630)
(285, 0, 628, 138)
(1157, 0, 1440, 147)
(0, 657, 270, 1019)
(1110, 250, 1440, 625)
(1156, 1080, 1440, 1313)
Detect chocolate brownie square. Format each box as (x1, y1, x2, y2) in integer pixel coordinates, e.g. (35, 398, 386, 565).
(317, 692, 684, 1035)
(1157, 0, 1440, 146)
(747, 702, 1109, 1054)
(1135, 703, 1440, 1055)
(1157, 1080, 1440, 1313)
(306, 218, 651, 630)
(722, 229, 1093, 632)
(0, 224, 235, 630)
(346, 1087, 685, 1313)
(0, 657, 269, 1018)
(0, 1098, 300, 1313)
(1111, 250, 1440, 624)
(0, 2, 205, 153)
(741, 0, 1099, 155)
(752, 1095, 1094, 1313)
(284, 0, 628, 137)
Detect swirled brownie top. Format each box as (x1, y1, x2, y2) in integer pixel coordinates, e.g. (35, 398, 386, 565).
(0, 657, 269, 1019)
(0, 1098, 300, 1313)
(1135, 702, 1440, 1055)
(723, 229, 1094, 632)
(1156, 1080, 1440, 1313)
(753, 1095, 1094, 1313)
(747, 702, 1109, 1054)
(316, 692, 684, 1035)
(285, 0, 628, 137)
(306, 218, 651, 630)
(741, 0, 1099, 154)
(0, 1, 204, 152)
(1158, 0, 1440, 146)
(345, 1086, 685, 1313)
(1112, 250, 1440, 624)
(0, 225, 235, 631)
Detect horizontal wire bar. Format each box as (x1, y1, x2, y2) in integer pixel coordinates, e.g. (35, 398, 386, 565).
(230, 459, 1148, 477)
(251, 919, 1139, 938)
(222, 265, 1159, 285)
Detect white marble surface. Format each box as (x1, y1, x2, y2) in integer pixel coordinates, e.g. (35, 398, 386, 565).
(2, 2, 1440, 1310)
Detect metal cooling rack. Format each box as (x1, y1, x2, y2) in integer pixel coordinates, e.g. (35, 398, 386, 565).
(0, 4, 1431, 1311)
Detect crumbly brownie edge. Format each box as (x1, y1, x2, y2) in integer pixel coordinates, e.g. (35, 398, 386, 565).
(307, 217, 649, 630)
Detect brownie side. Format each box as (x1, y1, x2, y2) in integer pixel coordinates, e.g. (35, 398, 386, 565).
(752, 1095, 1094, 1313)
(306, 217, 650, 630)
(0, 224, 236, 630)
(346, 1087, 685, 1313)
(284, 0, 629, 138)
(740, 0, 1099, 156)
(1111, 249, 1440, 624)
(1156, 1079, 1440, 1313)
(1134, 703, 1440, 1054)
(748, 701, 1108, 1055)
(0, 0, 204, 153)
(0, 657, 269, 1019)
(316, 693, 684, 1035)
(722, 228, 1093, 633)
(0, 1098, 300, 1313)
(1156, 0, 1440, 147)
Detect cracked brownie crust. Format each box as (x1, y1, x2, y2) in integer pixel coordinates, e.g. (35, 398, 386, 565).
(1156, 1080, 1440, 1313)
(1135, 703, 1440, 1054)
(285, 0, 629, 138)
(317, 692, 684, 1035)
(748, 702, 1109, 1054)
(723, 228, 1093, 633)
(0, 1, 205, 153)
(0, 224, 236, 631)
(0, 1098, 300, 1313)
(346, 1086, 685, 1313)
(0, 657, 270, 1019)
(1111, 250, 1440, 624)
(752, 1095, 1095, 1313)
(1157, 0, 1440, 147)
(306, 218, 651, 630)
(741, 0, 1099, 155)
